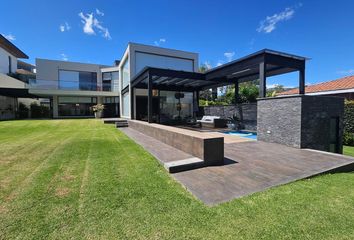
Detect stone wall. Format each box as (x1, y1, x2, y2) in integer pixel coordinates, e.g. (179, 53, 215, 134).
(257, 95, 344, 153)
(202, 103, 257, 130)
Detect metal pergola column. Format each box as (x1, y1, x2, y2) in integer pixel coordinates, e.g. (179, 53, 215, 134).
(147, 72, 153, 123)
(259, 61, 266, 98)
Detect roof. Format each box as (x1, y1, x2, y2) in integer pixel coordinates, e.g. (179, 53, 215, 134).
(16, 69, 36, 76)
(17, 60, 35, 68)
(131, 48, 307, 92)
(279, 75, 354, 95)
(205, 48, 308, 75)
(0, 34, 28, 59)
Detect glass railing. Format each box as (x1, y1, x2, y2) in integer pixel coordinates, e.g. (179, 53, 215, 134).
(28, 79, 118, 92)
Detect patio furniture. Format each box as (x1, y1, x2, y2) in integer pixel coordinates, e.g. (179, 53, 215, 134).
(197, 116, 226, 128)
(185, 118, 201, 128)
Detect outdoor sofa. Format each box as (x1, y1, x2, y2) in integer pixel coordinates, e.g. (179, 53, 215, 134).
(197, 116, 227, 128)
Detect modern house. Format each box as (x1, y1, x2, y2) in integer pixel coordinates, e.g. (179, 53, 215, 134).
(0, 34, 34, 120)
(30, 59, 119, 118)
(30, 42, 198, 119)
(278, 75, 354, 100)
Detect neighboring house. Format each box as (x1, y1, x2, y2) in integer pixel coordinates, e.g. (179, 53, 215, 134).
(30, 59, 120, 118)
(0, 34, 34, 120)
(278, 75, 354, 100)
(0, 34, 28, 75)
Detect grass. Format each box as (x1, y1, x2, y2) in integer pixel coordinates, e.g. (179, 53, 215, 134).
(344, 145, 354, 157)
(0, 119, 353, 239)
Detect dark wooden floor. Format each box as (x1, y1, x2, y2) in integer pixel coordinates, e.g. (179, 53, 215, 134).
(120, 127, 354, 205)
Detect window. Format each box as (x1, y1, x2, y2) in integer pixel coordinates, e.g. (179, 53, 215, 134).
(8, 56, 12, 73)
(58, 97, 97, 116)
(102, 71, 119, 91)
(135, 52, 194, 74)
(59, 70, 97, 91)
(122, 92, 130, 117)
(122, 58, 130, 89)
(103, 97, 119, 104)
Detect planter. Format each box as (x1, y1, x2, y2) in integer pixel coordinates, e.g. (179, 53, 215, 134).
(94, 111, 103, 119)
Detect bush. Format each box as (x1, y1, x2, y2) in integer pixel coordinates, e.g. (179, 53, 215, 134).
(343, 132, 354, 146)
(30, 102, 50, 118)
(344, 100, 354, 133)
(199, 99, 228, 106)
(17, 102, 29, 119)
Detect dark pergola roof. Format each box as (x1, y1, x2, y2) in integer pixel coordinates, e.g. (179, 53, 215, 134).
(131, 67, 232, 92)
(204, 49, 307, 87)
(130, 49, 308, 93)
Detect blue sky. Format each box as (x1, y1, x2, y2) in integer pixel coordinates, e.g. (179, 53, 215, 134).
(1, 0, 354, 87)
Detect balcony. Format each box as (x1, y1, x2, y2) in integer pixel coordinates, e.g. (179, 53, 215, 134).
(28, 79, 118, 92)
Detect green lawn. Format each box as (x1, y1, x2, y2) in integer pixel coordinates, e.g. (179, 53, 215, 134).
(1, 120, 354, 239)
(344, 145, 354, 157)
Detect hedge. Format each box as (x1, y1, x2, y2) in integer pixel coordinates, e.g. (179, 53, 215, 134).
(344, 100, 354, 146)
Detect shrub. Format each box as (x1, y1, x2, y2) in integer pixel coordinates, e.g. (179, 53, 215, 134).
(30, 102, 50, 118)
(17, 102, 29, 119)
(343, 132, 354, 146)
(344, 100, 354, 133)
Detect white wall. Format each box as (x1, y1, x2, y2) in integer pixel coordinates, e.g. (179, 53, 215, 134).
(117, 43, 199, 118)
(0, 48, 17, 74)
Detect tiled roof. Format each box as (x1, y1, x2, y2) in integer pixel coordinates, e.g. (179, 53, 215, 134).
(278, 75, 354, 95)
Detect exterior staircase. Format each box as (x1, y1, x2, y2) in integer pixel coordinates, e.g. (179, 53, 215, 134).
(115, 119, 129, 128)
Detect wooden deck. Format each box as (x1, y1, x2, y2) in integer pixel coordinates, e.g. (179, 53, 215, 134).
(120, 127, 354, 205)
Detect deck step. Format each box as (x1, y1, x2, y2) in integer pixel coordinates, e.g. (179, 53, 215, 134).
(164, 157, 204, 173)
(115, 120, 129, 128)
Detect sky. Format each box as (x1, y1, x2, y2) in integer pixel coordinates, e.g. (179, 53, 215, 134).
(1, 0, 354, 88)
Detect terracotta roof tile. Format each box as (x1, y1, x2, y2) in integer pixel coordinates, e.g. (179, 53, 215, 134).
(278, 75, 354, 95)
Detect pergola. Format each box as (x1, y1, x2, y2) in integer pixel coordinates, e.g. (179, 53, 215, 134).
(130, 49, 308, 123)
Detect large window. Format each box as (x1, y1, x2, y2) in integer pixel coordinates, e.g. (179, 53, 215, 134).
(159, 91, 193, 123)
(135, 52, 194, 74)
(122, 58, 130, 89)
(102, 71, 119, 91)
(122, 92, 130, 117)
(58, 96, 97, 116)
(59, 70, 97, 91)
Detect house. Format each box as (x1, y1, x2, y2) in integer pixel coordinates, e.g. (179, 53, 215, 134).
(30, 59, 119, 118)
(31, 42, 199, 119)
(278, 75, 354, 100)
(0, 34, 33, 120)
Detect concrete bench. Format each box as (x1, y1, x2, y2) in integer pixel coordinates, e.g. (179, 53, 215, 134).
(128, 120, 224, 166)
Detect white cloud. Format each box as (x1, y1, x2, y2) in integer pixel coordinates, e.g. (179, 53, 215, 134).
(337, 69, 354, 75)
(154, 38, 167, 46)
(93, 18, 111, 39)
(60, 53, 68, 61)
(79, 11, 111, 39)
(96, 8, 104, 16)
(203, 61, 212, 70)
(267, 83, 294, 89)
(257, 5, 299, 33)
(224, 52, 235, 62)
(216, 60, 224, 67)
(2, 33, 16, 41)
(59, 22, 71, 32)
(79, 12, 95, 35)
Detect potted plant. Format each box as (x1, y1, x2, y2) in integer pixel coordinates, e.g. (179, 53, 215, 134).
(92, 104, 105, 118)
(227, 114, 241, 130)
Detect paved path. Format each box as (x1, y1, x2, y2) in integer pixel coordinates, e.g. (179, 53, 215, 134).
(120, 127, 354, 205)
